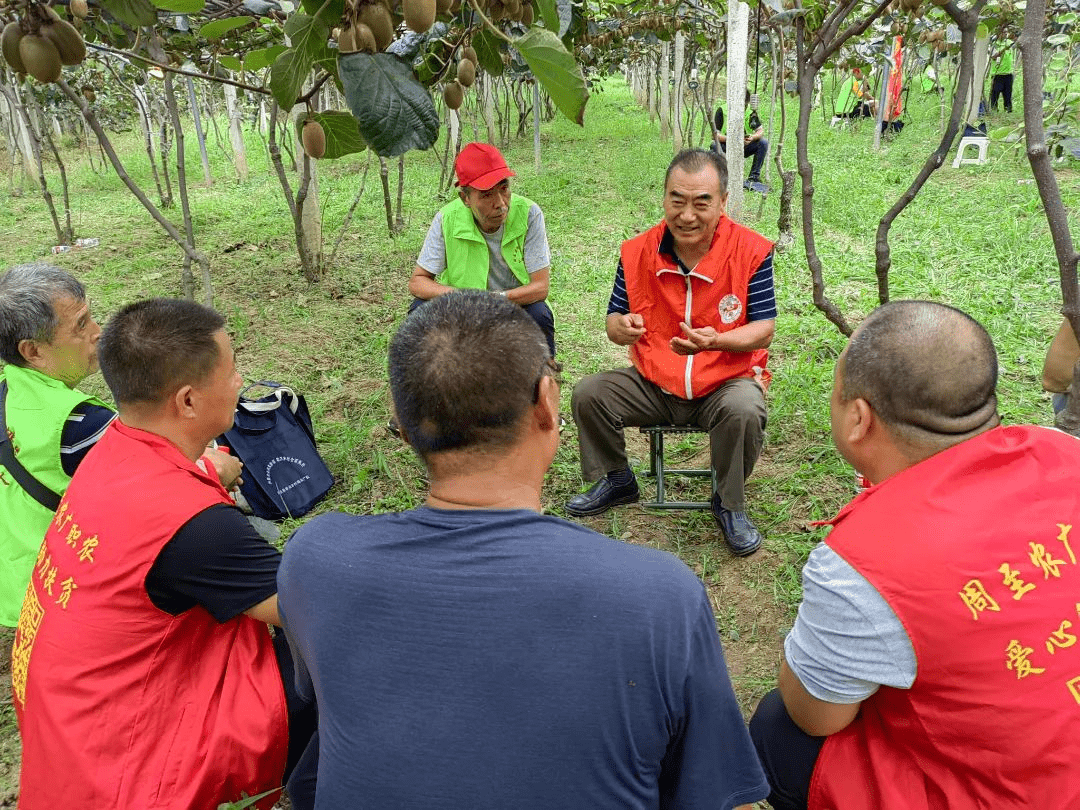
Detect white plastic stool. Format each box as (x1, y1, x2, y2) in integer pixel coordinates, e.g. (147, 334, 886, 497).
(952, 135, 989, 167)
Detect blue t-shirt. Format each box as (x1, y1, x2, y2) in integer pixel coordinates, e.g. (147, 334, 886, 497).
(279, 507, 768, 810)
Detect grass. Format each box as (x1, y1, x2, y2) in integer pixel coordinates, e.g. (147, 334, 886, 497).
(0, 71, 1077, 800)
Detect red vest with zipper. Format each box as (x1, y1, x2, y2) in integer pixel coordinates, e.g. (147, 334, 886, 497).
(13, 420, 287, 810)
(622, 217, 773, 400)
(810, 425, 1080, 810)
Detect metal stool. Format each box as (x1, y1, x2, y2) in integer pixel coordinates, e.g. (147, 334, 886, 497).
(952, 135, 989, 167)
(638, 425, 717, 510)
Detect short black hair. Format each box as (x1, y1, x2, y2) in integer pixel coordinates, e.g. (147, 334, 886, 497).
(0, 263, 85, 366)
(665, 148, 728, 194)
(98, 298, 226, 405)
(388, 290, 551, 459)
(841, 300, 1000, 451)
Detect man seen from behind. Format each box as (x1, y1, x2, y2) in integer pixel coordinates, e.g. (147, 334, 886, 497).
(278, 290, 769, 809)
(750, 300, 1080, 809)
(14, 299, 314, 810)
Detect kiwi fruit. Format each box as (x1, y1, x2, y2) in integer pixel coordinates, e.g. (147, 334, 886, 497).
(435, 0, 451, 12)
(81, 84, 94, 101)
(70, 0, 89, 18)
(301, 120, 326, 159)
(521, 2, 533, 25)
(2, 21, 26, 73)
(19, 33, 61, 82)
(462, 45, 477, 65)
(353, 21, 376, 51)
(338, 23, 359, 52)
(402, 0, 435, 32)
(443, 80, 463, 110)
(40, 18, 85, 65)
(358, 3, 394, 50)
(456, 57, 474, 87)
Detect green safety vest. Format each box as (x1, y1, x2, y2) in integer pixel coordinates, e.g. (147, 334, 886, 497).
(0, 364, 107, 626)
(994, 49, 1013, 74)
(440, 194, 534, 289)
(835, 77, 860, 115)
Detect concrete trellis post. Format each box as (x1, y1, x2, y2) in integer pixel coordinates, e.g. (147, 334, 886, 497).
(726, 0, 749, 220)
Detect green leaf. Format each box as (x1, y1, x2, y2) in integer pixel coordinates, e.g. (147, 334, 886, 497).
(244, 44, 287, 71)
(200, 17, 253, 39)
(338, 52, 439, 157)
(535, 0, 557, 30)
(295, 110, 367, 159)
(988, 126, 1013, 140)
(513, 27, 587, 126)
(98, 0, 157, 27)
(216, 787, 283, 810)
(269, 14, 333, 110)
(1048, 33, 1070, 46)
(150, 0, 203, 10)
(473, 27, 504, 77)
(218, 55, 243, 71)
(299, 0, 343, 24)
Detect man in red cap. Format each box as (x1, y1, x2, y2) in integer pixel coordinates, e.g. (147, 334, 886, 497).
(409, 142, 555, 356)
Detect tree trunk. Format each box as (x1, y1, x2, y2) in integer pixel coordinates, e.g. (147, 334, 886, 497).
(58, 79, 207, 296)
(874, 1, 985, 304)
(185, 76, 213, 187)
(533, 81, 542, 173)
(5, 84, 65, 245)
(1017, 0, 1080, 434)
(165, 75, 212, 304)
(224, 81, 249, 183)
(660, 41, 671, 139)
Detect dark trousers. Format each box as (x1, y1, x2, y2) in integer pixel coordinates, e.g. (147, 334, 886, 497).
(273, 630, 319, 810)
(409, 296, 556, 357)
(714, 138, 769, 181)
(991, 73, 1014, 112)
(748, 689, 826, 810)
(571, 368, 766, 511)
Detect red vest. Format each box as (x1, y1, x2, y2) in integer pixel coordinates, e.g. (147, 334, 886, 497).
(622, 217, 773, 400)
(13, 420, 287, 810)
(810, 426, 1080, 810)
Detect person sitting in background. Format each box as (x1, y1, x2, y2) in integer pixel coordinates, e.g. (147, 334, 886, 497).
(14, 298, 315, 810)
(279, 290, 769, 810)
(408, 142, 555, 357)
(750, 300, 1080, 810)
(711, 89, 769, 189)
(833, 67, 877, 120)
(566, 149, 775, 556)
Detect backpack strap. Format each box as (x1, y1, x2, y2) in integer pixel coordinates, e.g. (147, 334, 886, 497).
(0, 380, 62, 511)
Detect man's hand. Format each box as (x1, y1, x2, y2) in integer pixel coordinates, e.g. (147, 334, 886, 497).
(670, 322, 720, 355)
(204, 448, 244, 490)
(606, 312, 646, 346)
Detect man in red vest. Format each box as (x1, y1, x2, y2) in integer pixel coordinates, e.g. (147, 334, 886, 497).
(13, 298, 315, 810)
(566, 148, 775, 555)
(749, 300, 1080, 810)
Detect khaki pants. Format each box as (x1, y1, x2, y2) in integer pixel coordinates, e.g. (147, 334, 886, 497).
(571, 367, 766, 512)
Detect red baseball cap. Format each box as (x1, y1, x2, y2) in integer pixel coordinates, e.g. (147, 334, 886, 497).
(454, 143, 515, 190)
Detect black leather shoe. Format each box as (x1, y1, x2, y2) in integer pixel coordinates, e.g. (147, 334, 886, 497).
(714, 507, 762, 556)
(565, 474, 639, 517)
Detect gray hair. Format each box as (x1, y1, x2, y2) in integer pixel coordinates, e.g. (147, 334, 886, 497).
(0, 263, 85, 367)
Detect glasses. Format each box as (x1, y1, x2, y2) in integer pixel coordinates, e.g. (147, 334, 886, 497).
(532, 358, 563, 404)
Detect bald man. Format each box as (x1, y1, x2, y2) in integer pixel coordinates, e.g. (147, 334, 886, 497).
(750, 301, 1080, 810)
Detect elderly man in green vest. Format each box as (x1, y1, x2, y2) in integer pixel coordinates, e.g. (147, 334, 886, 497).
(0, 263, 114, 627)
(408, 142, 555, 357)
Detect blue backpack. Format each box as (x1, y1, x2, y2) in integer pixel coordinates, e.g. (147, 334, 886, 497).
(218, 381, 334, 521)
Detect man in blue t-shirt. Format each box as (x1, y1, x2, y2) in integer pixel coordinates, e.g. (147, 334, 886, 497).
(278, 290, 768, 810)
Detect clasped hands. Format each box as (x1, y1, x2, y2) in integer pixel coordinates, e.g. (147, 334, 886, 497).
(608, 313, 721, 355)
